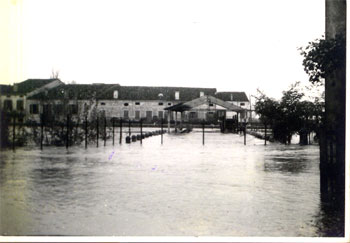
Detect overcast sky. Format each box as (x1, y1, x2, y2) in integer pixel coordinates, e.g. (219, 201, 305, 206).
(1, 0, 325, 99)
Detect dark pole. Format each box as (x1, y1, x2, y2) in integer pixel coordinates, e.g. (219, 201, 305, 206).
(40, 114, 43, 150)
(96, 116, 99, 148)
(129, 119, 131, 136)
(104, 115, 106, 146)
(140, 119, 143, 145)
(85, 115, 88, 149)
(244, 123, 246, 145)
(66, 114, 69, 150)
(202, 120, 205, 145)
(112, 118, 115, 146)
(161, 118, 163, 145)
(13, 115, 15, 152)
(264, 123, 267, 146)
(119, 119, 122, 144)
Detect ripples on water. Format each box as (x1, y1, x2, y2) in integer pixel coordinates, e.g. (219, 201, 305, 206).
(0, 130, 330, 236)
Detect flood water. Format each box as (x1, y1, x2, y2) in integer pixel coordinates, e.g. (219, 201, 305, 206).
(0, 130, 337, 236)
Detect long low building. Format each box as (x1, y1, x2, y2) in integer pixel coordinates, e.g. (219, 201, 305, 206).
(0, 79, 250, 123)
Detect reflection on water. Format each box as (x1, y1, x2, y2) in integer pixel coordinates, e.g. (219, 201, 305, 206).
(0, 131, 343, 236)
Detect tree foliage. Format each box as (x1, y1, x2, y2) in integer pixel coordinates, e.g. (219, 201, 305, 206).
(255, 82, 324, 144)
(299, 34, 345, 84)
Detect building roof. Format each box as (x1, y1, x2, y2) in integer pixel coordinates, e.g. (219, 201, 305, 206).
(215, 92, 249, 102)
(29, 84, 217, 101)
(164, 95, 244, 112)
(0, 79, 60, 95)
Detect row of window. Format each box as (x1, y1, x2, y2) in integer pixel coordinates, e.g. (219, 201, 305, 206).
(100, 102, 173, 106)
(2, 100, 24, 111)
(27, 104, 79, 115)
(113, 91, 194, 100)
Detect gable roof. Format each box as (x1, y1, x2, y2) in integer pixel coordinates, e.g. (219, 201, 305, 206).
(28, 84, 217, 101)
(0, 79, 61, 95)
(215, 92, 249, 102)
(164, 95, 244, 112)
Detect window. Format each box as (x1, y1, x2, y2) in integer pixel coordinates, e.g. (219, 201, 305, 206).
(16, 100, 24, 111)
(123, 110, 129, 118)
(168, 102, 172, 106)
(3, 100, 13, 111)
(200, 91, 204, 97)
(30, 104, 39, 114)
(43, 104, 52, 115)
(54, 104, 64, 114)
(135, 102, 140, 105)
(113, 90, 119, 99)
(175, 91, 180, 100)
(209, 103, 214, 107)
(100, 102, 106, 106)
(158, 102, 163, 106)
(240, 103, 245, 106)
(158, 111, 163, 119)
(69, 104, 78, 114)
(124, 103, 129, 106)
(135, 110, 140, 119)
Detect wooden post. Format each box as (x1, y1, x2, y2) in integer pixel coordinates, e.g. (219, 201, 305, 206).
(85, 115, 88, 149)
(175, 111, 177, 133)
(66, 114, 69, 150)
(129, 119, 131, 136)
(40, 115, 44, 150)
(119, 119, 122, 144)
(112, 118, 115, 146)
(161, 118, 163, 145)
(244, 123, 246, 145)
(13, 115, 15, 152)
(140, 119, 143, 145)
(104, 116, 107, 146)
(167, 111, 171, 133)
(96, 116, 99, 148)
(202, 120, 205, 145)
(264, 123, 267, 146)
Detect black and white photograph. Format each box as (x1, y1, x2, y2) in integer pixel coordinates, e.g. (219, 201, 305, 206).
(0, 0, 347, 241)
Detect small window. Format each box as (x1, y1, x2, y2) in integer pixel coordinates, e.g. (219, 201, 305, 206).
(200, 91, 204, 97)
(123, 110, 129, 118)
(101, 102, 106, 106)
(158, 111, 163, 119)
(168, 102, 172, 106)
(175, 91, 180, 100)
(3, 100, 13, 111)
(69, 104, 78, 114)
(124, 103, 129, 106)
(16, 100, 24, 111)
(30, 104, 39, 114)
(135, 102, 140, 105)
(209, 103, 214, 107)
(54, 104, 64, 114)
(135, 110, 140, 119)
(240, 103, 245, 106)
(158, 102, 163, 106)
(19, 95, 23, 98)
(113, 90, 119, 99)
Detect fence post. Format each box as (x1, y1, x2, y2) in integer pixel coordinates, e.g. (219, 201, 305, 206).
(264, 123, 267, 146)
(244, 123, 246, 145)
(129, 119, 131, 136)
(66, 114, 69, 150)
(140, 119, 143, 145)
(85, 115, 88, 149)
(161, 118, 163, 145)
(202, 120, 205, 145)
(112, 118, 115, 146)
(119, 119, 122, 144)
(96, 116, 99, 148)
(104, 116, 107, 146)
(12, 115, 15, 152)
(40, 114, 44, 150)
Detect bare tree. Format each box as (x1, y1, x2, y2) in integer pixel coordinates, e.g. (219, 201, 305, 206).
(50, 69, 60, 79)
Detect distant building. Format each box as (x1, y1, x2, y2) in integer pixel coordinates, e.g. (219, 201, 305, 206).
(0, 79, 250, 123)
